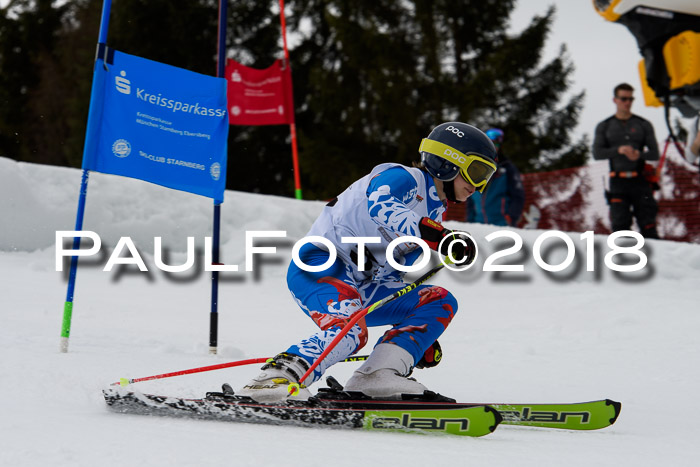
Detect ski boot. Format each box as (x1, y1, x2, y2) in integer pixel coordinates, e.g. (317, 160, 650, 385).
(236, 352, 312, 404)
(343, 343, 431, 399)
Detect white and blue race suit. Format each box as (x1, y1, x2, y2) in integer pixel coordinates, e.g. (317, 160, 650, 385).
(285, 163, 459, 383)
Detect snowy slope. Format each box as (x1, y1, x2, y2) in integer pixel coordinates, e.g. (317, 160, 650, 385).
(1, 157, 699, 467)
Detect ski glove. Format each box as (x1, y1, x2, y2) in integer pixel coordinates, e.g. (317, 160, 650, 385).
(416, 340, 442, 369)
(418, 217, 476, 265)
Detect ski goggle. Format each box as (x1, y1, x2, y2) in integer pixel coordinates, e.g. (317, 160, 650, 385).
(419, 138, 497, 193)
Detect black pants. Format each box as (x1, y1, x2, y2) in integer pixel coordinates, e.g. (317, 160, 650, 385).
(608, 179, 659, 238)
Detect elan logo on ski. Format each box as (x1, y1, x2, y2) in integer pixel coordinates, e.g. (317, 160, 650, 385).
(499, 407, 591, 424)
(371, 413, 470, 432)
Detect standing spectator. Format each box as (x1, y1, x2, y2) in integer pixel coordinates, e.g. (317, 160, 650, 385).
(466, 128, 525, 226)
(593, 83, 660, 238)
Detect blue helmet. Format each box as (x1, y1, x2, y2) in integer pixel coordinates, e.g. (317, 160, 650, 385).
(485, 128, 504, 144)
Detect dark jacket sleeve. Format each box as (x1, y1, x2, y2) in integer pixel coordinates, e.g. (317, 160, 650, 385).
(640, 119, 660, 161)
(466, 196, 475, 222)
(505, 163, 525, 224)
(592, 119, 618, 160)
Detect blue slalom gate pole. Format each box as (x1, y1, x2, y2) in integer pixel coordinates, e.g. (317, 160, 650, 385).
(209, 0, 228, 354)
(60, 0, 112, 353)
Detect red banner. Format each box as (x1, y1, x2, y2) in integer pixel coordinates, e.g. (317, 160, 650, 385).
(226, 59, 295, 126)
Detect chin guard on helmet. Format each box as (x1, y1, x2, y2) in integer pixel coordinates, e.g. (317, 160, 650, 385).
(442, 179, 459, 203)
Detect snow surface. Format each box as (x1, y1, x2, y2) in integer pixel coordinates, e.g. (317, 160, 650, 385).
(1, 156, 700, 467)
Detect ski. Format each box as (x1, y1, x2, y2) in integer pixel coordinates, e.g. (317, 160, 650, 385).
(491, 400, 622, 430)
(103, 388, 501, 437)
(312, 383, 621, 431)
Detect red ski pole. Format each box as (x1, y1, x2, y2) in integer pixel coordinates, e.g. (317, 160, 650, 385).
(111, 358, 268, 387)
(111, 355, 371, 387)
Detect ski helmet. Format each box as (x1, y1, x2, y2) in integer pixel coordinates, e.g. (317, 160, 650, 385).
(486, 128, 505, 144)
(419, 122, 498, 193)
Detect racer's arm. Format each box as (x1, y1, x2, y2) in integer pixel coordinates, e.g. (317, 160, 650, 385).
(367, 167, 475, 265)
(366, 167, 423, 237)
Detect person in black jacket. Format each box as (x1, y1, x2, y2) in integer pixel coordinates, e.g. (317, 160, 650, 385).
(466, 128, 525, 226)
(593, 83, 660, 238)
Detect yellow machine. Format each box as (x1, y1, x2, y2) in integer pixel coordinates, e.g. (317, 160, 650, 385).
(594, 0, 700, 117)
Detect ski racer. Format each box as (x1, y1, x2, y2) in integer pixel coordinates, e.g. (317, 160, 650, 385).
(237, 122, 498, 403)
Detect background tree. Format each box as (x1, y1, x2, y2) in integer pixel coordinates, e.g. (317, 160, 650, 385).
(0, 0, 71, 164)
(24, 0, 100, 168)
(0, 0, 220, 167)
(0, 0, 588, 200)
(228, 1, 588, 198)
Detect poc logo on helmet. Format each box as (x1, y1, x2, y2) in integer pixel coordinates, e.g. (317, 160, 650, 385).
(444, 148, 466, 164)
(445, 125, 464, 138)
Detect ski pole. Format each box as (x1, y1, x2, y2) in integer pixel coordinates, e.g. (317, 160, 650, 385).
(287, 260, 449, 396)
(111, 355, 369, 387)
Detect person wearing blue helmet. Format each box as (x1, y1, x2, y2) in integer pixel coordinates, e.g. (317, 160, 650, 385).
(467, 128, 525, 227)
(236, 122, 497, 403)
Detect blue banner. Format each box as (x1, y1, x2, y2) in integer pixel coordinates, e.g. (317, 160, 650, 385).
(82, 50, 228, 203)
